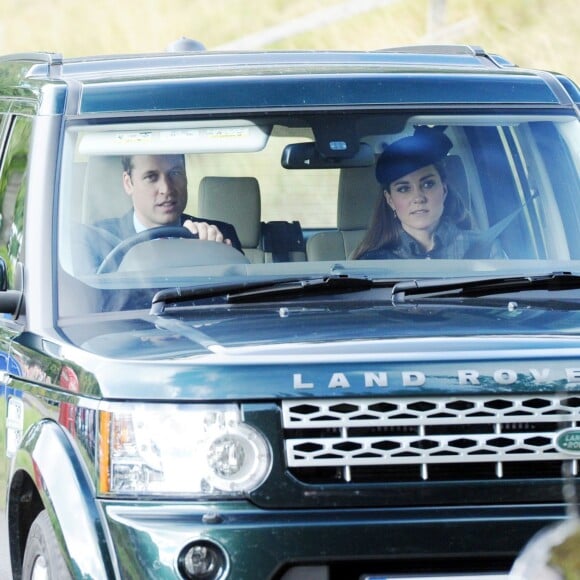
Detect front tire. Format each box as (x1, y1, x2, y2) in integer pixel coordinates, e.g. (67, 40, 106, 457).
(22, 510, 71, 580)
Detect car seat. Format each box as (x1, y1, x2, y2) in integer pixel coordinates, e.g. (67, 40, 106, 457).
(198, 176, 264, 263)
(306, 165, 382, 261)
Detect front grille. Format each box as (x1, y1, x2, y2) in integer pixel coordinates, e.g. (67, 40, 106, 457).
(282, 395, 580, 484)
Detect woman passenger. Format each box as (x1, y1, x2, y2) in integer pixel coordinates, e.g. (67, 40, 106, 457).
(353, 126, 502, 260)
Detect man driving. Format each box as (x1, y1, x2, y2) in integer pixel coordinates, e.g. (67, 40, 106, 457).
(95, 153, 241, 250)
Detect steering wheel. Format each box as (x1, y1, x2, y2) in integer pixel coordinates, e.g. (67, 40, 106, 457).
(97, 226, 198, 274)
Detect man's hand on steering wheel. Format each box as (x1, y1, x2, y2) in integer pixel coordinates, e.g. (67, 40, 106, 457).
(183, 219, 232, 246)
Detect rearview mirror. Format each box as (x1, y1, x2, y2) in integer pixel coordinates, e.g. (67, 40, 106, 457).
(281, 142, 374, 169)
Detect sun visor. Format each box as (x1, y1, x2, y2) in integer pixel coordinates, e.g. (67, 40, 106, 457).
(77, 122, 271, 155)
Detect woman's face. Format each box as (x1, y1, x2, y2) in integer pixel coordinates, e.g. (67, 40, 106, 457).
(385, 164, 447, 238)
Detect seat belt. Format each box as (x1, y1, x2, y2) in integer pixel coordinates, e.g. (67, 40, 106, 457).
(463, 195, 535, 259)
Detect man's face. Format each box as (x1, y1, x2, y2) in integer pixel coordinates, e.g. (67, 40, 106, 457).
(122, 155, 188, 228)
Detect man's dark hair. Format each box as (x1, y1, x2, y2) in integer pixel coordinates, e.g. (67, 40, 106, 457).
(121, 154, 186, 177)
(121, 156, 133, 175)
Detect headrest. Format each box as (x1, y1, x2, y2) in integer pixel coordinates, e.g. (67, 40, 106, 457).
(443, 155, 468, 200)
(337, 166, 382, 230)
(198, 176, 261, 247)
(83, 156, 131, 223)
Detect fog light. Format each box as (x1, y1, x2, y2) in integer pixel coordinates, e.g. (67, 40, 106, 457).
(178, 540, 228, 580)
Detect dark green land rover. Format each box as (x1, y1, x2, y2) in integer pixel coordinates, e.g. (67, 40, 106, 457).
(0, 43, 579, 579)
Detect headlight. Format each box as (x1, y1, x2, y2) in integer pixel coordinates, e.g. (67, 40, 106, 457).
(98, 403, 271, 497)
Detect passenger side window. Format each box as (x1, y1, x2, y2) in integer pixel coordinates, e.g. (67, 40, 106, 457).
(0, 116, 31, 290)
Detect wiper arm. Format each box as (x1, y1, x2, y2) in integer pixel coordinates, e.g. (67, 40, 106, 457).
(151, 274, 376, 314)
(391, 271, 580, 304)
(226, 274, 375, 303)
(151, 276, 306, 314)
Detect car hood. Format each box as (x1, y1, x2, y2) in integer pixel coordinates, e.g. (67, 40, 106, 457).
(73, 300, 580, 354)
(51, 300, 580, 400)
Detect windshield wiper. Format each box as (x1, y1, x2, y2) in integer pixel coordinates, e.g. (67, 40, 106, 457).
(151, 274, 377, 314)
(391, 271, 580, 304)
(226, 274, 376, 303)
(152, 270, 580, 313)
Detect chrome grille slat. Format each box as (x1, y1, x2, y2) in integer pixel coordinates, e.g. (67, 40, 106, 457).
(286, 433, 561, 467)
(281, 395, 580, 483)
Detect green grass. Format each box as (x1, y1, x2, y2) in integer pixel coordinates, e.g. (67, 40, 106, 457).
(0, 0, 577, 80)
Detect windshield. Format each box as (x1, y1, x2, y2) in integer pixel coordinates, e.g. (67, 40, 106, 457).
(57, 112, 580, 316)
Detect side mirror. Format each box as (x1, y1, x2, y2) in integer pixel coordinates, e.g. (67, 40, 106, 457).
(0, 259, 24, 317)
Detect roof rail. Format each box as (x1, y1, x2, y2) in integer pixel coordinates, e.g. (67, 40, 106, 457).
(375, 44, 516, 68)
(377, 44, 487, 56)
(0, 52, 64, 78)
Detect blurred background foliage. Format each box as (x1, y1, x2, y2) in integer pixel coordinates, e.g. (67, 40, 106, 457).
(0, 0, 577, 80)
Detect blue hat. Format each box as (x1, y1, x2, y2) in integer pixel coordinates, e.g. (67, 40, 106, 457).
(376, 126, 452, 187)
